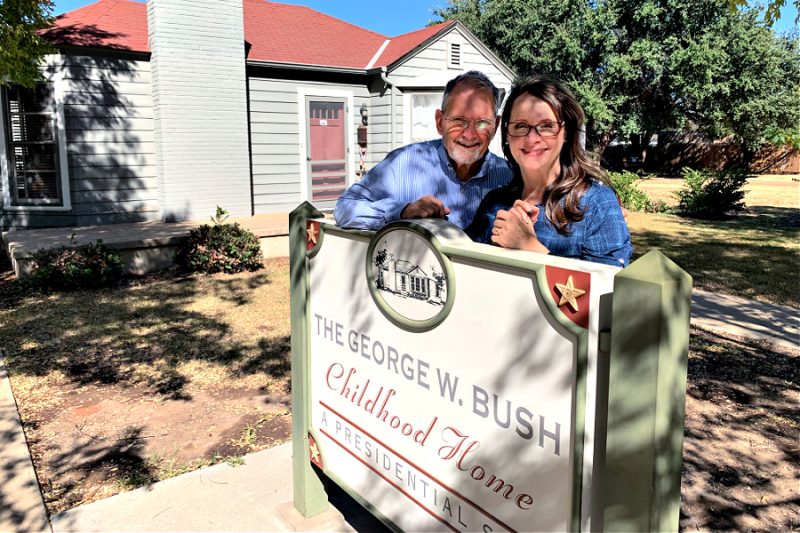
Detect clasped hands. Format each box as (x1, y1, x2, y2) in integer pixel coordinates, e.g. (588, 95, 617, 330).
(491, 199, 549, 253)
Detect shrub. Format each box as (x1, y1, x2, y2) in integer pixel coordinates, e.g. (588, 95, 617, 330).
(675, 167, 747, 219)
(608, 171, 669, 213)
(177, 208, 263, 274)
(28, 239, 123, 291)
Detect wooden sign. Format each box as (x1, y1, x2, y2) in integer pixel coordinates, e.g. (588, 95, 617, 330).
(289, 203, 692, 532)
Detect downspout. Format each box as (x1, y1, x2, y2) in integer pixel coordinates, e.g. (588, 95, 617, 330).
(380, 66, 395, 150)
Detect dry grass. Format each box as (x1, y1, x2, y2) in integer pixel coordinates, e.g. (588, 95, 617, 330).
(627, 174, 799, 307)
(637, 173, 799, 209)
(2, 259, 291, 402)
(0, 258, 293, 512)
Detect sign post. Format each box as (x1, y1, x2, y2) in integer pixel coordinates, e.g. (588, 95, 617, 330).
(289, 202, 691, 532)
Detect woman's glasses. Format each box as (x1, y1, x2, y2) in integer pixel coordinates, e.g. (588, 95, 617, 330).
(507, 121, 563, 138)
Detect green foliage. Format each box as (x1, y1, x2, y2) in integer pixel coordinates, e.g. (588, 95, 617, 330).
(729, 0, 800, 27)
(675, 167, 748, 219)
(765, 127, 800, 150)
(177, 222, 263, 274)
(609, 171, 670, 213)
(28, 239, 123, 291)
(0, 0, 55, 88)
(210, 205, 230, 225)
(435, 0, 800, 160)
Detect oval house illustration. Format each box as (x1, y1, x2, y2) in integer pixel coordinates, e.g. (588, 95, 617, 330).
(374, 245, 446, 306)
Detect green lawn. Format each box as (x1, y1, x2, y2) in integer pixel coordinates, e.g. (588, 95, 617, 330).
(628, 175, 799, 307)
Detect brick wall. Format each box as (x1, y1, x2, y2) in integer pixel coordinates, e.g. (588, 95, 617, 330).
(148, 0, 251, 221)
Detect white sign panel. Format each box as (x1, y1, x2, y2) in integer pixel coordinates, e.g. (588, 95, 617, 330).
(307, 221, 616, 532)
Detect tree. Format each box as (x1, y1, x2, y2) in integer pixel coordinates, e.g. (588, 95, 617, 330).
(436, 0, 800, 164)
(730, 0, 800, 27)
(0, 0, 55, 88)
(672, 9, 800, 159)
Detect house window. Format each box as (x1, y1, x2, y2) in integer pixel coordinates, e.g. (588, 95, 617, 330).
(449, 43, 461, 69)
(409, 93, 440, 144)
(2, 83, 63, 205)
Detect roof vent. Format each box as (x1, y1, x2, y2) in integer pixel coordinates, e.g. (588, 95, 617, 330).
(449, 42, 461, 69)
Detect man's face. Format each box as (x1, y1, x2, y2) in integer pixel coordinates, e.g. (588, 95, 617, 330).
(435, 85, 498, 171)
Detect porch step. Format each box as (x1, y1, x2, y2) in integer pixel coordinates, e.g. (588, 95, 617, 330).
(1, 214, 290, 279)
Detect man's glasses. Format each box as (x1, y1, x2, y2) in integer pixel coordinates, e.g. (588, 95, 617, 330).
(507, 121, 563, 138)
(444, 116, 496, 132)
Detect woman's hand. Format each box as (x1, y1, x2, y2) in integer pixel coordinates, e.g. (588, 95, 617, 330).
(490, 200, 549, 254)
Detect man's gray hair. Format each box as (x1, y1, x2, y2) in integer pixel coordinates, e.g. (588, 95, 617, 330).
(441, 70, 503, 114)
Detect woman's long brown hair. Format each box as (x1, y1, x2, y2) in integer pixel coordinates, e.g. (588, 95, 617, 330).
(500, 75, 612, 234)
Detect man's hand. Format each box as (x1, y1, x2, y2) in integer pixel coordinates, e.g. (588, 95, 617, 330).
(400, 195, 451, 220)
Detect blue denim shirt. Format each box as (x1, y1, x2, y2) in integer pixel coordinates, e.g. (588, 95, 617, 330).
(466, 180, 633, 267)
(334, 140, 513, 230)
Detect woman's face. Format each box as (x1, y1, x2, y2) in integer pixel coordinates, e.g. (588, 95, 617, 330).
(506, 94, 565, 181)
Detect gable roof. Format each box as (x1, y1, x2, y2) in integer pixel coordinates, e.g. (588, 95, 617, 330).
(42, 0, 459, 70)
(371, 21, 456, 67)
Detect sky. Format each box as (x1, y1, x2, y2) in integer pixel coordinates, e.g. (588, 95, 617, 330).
(51, 0, 798, 37)
(51, 0, 450, 36)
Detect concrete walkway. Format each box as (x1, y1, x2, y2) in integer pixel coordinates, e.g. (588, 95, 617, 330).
(48, 443, 386, 532)
(0, 358, 50, 532)
(0, 284, 796, 531)
(691, 289, 798, 350)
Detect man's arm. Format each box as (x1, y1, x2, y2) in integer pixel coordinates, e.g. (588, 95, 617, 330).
(333, 160, 409, 230)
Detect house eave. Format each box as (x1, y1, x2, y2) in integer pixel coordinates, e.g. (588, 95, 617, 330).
(245, 59, 369, 75)
(53, 45, 151, 60)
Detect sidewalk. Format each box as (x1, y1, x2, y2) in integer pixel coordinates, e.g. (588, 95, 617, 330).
(0, 290, 796, 532)
(0, 358, 50, 532)
(691, 289, 798, 351)
(48, 443, 386, 533)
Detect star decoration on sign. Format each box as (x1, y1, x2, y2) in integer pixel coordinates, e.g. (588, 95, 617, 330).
(307, 223, 318, 245)
(555, 275, 586, 313)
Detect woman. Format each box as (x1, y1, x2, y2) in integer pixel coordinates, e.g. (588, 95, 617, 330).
(467, 76, 632, 267)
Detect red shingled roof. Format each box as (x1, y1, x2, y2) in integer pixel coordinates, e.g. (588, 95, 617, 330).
(372, 21, 456, 67)
(242, 0, 386, 68)
(42, 0, 456, 70)
(41, 0, 149, 51)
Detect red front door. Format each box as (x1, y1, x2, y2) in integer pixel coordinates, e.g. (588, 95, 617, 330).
(307, 98, 348, 209)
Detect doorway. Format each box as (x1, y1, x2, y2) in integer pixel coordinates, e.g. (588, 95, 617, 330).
(305, 97, 348, 210)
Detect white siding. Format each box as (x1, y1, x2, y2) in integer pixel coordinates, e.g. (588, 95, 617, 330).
(248, 76, 370, 214)
(390, 28, 512, 88)
(0, 54, 160, 228)
(388, 27, 514, 157)
(367, 77, 404, 168)
(148, 0, 251, 221)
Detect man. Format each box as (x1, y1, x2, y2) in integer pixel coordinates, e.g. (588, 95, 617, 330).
(334, 71, 513, 230)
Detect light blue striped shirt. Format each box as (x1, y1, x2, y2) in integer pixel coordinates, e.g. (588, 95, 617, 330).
(334, 139, 513, 230)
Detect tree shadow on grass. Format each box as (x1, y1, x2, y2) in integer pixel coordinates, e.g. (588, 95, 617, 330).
(1, 266, 291, 517)
(631, 208, 799, 307)
(680, 327, 799, 531)
(40, 425, 159, 512)
(0, 269, 288, 400)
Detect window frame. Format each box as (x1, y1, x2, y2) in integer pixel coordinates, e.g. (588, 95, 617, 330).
(402, 90, 442, 146)
(0, 56, 71, 212)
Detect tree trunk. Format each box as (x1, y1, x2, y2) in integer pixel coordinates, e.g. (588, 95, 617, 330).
(594, 131, 613, 167)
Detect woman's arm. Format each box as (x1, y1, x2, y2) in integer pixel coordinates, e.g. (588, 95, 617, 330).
(491, 200, 550, 254)
(581, 185, 633, 267)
